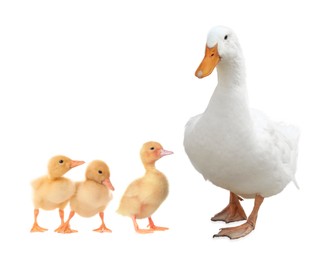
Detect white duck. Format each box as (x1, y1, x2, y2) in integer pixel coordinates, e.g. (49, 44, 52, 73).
(184, 25, 300, 239)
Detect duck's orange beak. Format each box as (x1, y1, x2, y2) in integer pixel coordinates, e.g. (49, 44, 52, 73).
(102, 178, 115, 191)
(195, 44, 220, 79)
(70, 160, 85, 169)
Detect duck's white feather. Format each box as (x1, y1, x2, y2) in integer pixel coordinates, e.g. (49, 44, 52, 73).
(184, 108, 299, 198)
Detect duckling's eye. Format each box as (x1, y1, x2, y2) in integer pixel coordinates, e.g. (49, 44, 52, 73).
(59, 160, 64, 164)
(150, 147, 155, 150)
(98, 170, 103, 174)
(224, 35, 228, 40)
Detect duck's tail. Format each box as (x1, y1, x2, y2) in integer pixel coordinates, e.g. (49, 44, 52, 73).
(276, 122, 301, 190)
(289, 125, 301, 190)
(292, 176, 300, 190)
(288, 125, 300, 190)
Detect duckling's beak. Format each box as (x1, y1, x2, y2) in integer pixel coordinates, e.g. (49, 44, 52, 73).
(195, 44, 220, 78)
(160, 149, 173, 158)
(102, 178, 115, 191)
(70, 160, 85, 169)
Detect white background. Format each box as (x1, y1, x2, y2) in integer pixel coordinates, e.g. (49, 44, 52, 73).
(1, 0, 328, 259)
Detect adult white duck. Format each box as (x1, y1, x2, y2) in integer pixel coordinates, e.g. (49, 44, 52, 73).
(184, 25, 300, 239)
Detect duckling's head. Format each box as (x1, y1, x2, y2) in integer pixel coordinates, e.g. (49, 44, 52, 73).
(140, 141, 173, 166)
(195, 25, 242, 78)
(48, 155, 85, 178)
(85, 160, 115, 191)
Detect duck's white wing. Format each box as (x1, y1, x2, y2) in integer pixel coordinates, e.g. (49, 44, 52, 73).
(251, 109, 300, 188)
(185, 113, 202, 129)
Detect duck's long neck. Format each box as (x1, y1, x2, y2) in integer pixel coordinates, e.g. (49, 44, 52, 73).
(217, 56, 247, 90)
(204, 56, 253, 133)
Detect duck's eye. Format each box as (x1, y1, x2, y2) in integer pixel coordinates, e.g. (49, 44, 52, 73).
(59, 160, 64, 164)
(150, 147, 155, 150)
(98, 170, 103, 174)
(211, 53, 215, 57)
(224, 35, 228, 40)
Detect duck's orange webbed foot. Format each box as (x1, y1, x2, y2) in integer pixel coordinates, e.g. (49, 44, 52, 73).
(213, 194, 264, 239)
(211, 192, 247, 223)
(214, 221, 254, 239)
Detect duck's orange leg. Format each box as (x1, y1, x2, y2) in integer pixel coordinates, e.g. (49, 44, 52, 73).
(214, 194, 264, 239)
(131, 216, 153, 234)
(55, 211, 77, 234)
(93, 212, 112, 233)
(30, 209, 48, 232)
(211, 192, 247, 223)
(147, 217, 168, 231)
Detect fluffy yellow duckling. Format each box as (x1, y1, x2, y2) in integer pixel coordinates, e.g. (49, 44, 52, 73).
(117, 141, 173, 234)
(30, 155, 85, 232)
(56, 160, 114, 233)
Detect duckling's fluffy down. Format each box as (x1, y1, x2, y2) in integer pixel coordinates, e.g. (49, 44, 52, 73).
(31, 176, 75, 210)
(117, 169, 169, 219)
(70, 181, 113, 217)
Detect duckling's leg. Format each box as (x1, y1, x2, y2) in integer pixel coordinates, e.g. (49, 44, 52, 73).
(147, 217, 168, 231)
(211, 192, 247, 223)
(55, 211, 78, 234)
(214, 194, 264, 239)
(93, 212, 112, 233)
(54, 209, 70, 232)
(132, 216, 153, 234)
(30, 209, 48, 232)
(59, 209, 64, 225)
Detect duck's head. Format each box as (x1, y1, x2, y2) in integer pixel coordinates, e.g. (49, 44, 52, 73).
(195, 26, 241, 79)
(140, 141, 173, 166)
(48, 155, 85, 178)
(85, 160, 115, 191)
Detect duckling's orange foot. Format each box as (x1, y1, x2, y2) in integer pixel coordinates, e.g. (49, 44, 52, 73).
(55, 223, 77, 234)
(148, 224, 169, 231)
(136, 228, 154, 234)
(30, 223, 48, 232)
(147, 217, 168, 231)
(55, 226, 78, 234)
(93, 224, 112, 233)
(213, 222, 254, 239)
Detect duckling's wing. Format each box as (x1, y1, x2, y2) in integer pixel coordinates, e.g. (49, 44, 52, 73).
(117, 178, 143, 216)
(122, 178, 143, 198)
(31, 176, 47, 190)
